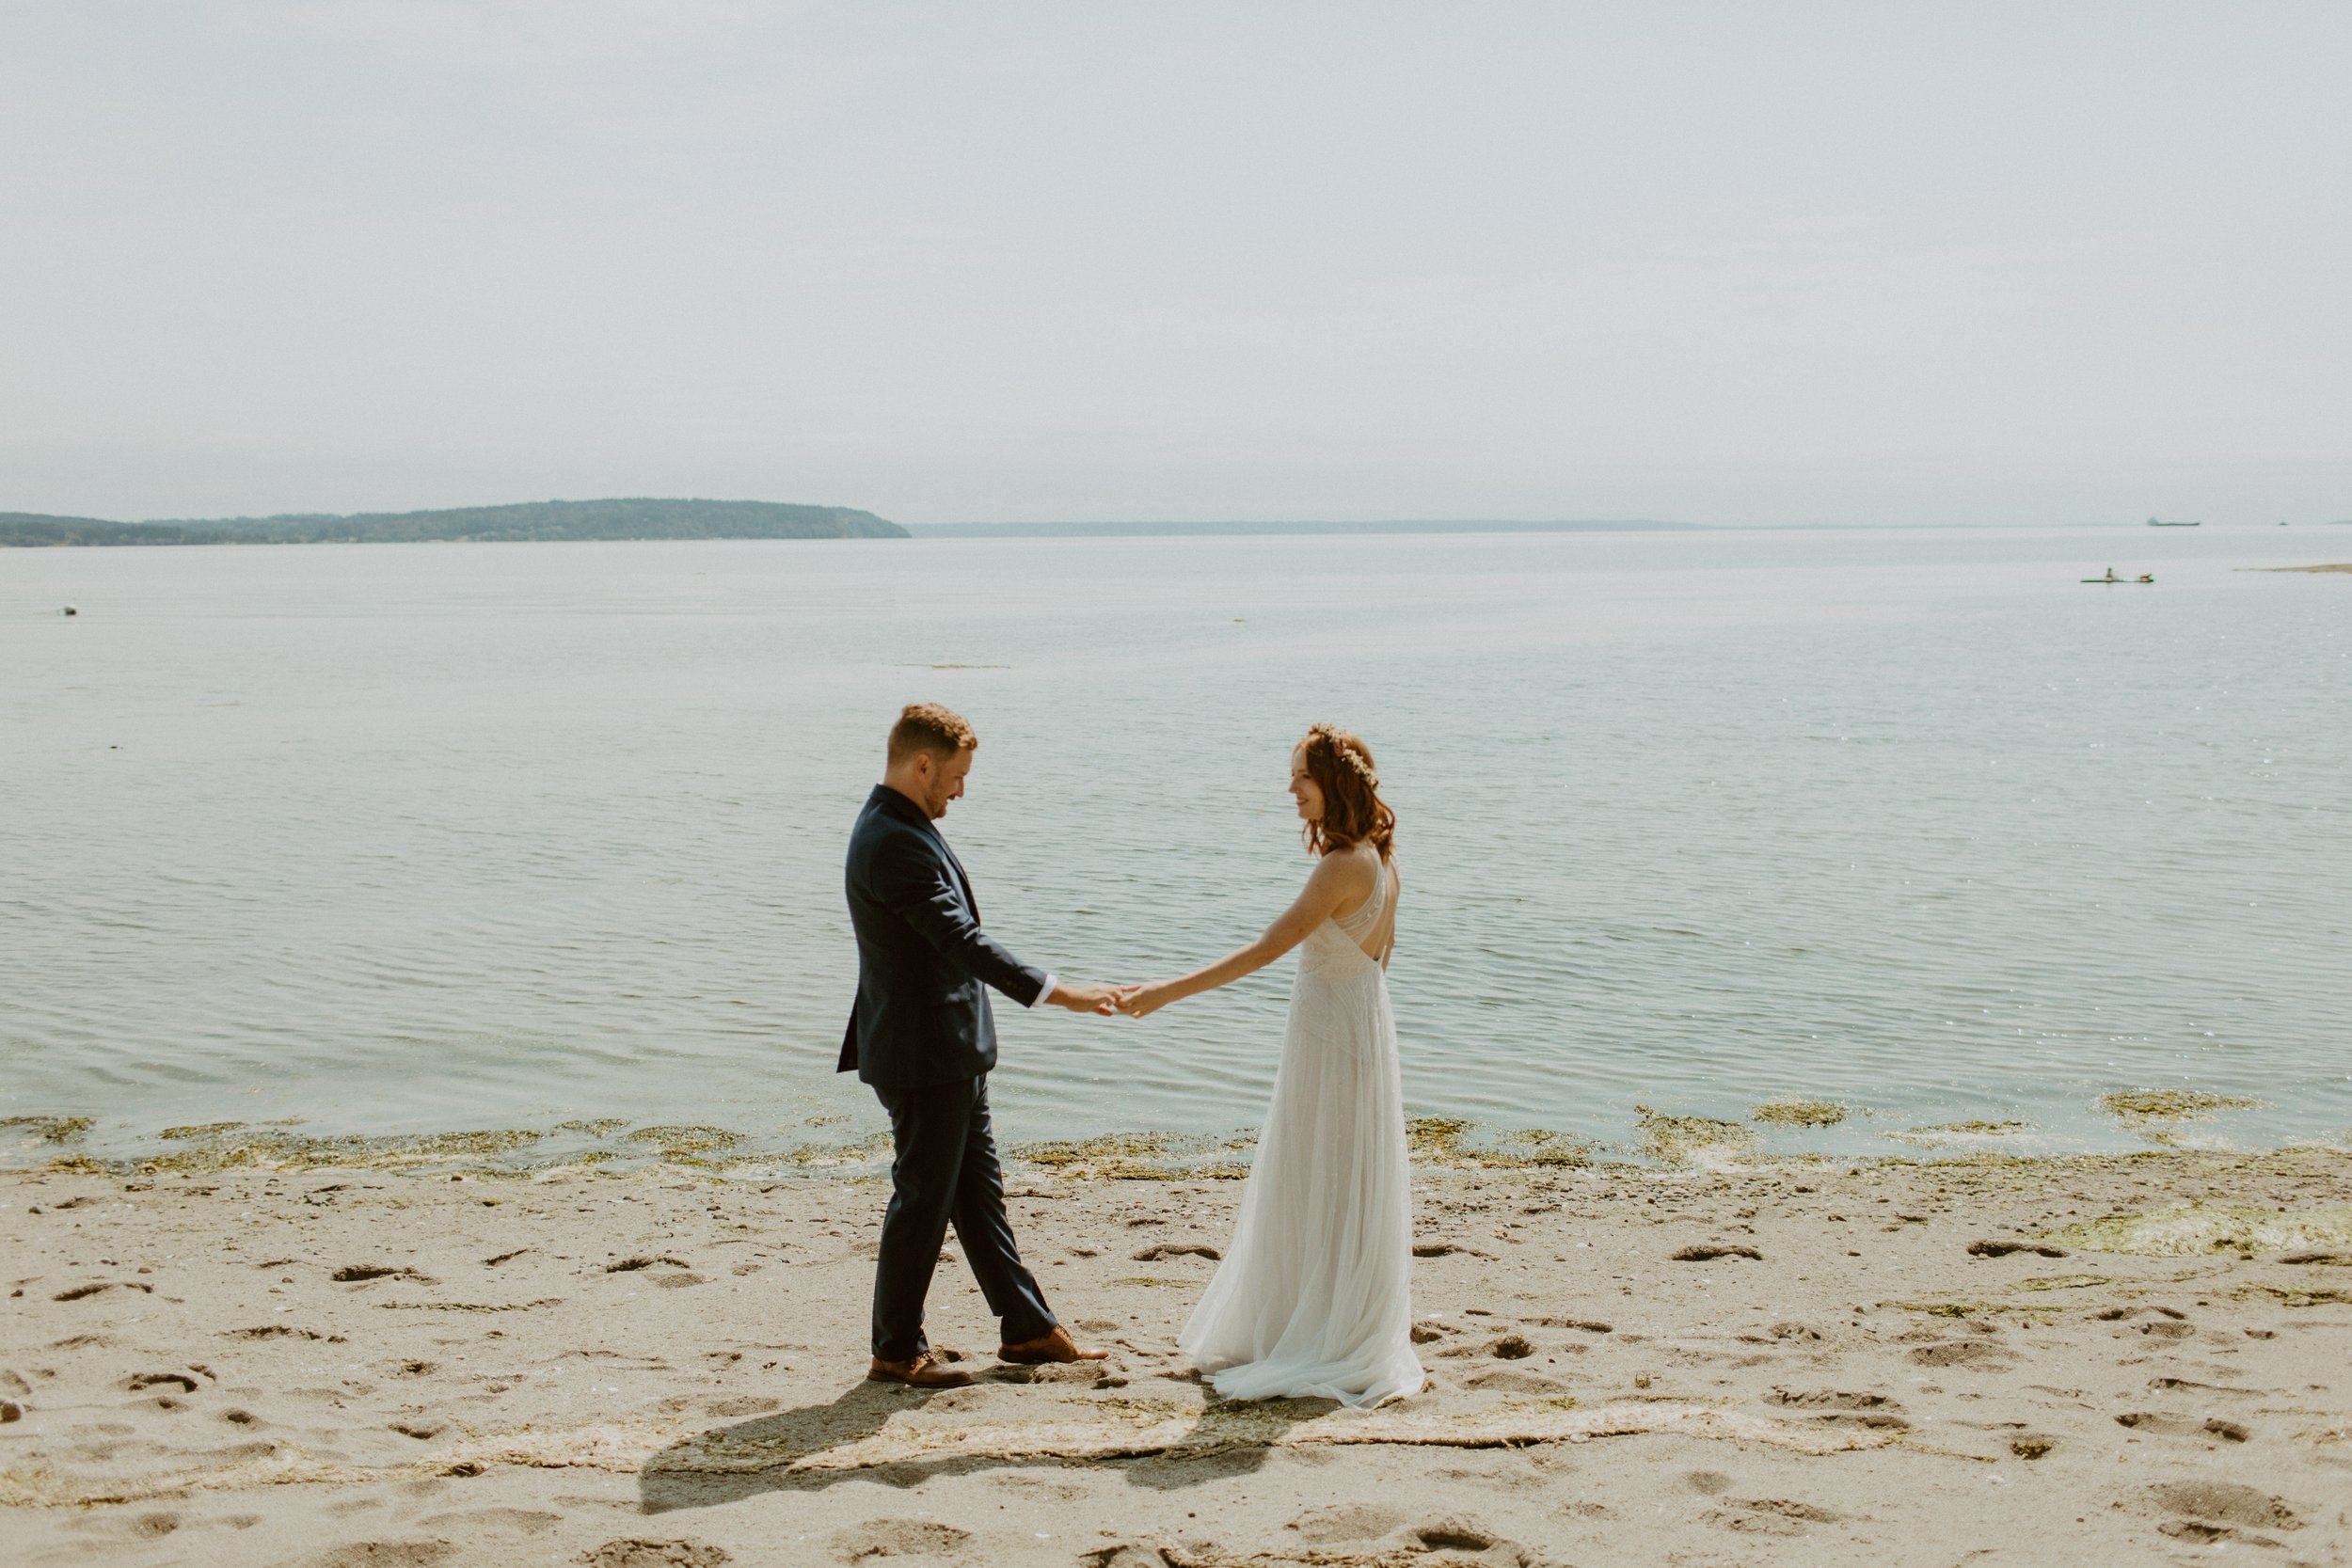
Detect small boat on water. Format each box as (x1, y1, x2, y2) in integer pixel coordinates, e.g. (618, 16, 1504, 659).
(2147, 516, 2201, 527)
(2082, 571, 2154, 583)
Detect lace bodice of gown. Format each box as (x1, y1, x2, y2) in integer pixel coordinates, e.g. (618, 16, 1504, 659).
(1301, 856, 1390, 976)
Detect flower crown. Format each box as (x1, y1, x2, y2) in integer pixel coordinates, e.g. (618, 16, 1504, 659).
(1307, 723, 1380, 791)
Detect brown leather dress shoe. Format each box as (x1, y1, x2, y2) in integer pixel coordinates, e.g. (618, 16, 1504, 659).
(997, 1325, 1108, 1364)
(866, 1351, 973, 1388)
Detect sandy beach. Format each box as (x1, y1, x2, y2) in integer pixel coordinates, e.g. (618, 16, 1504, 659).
(6, 1141, 2349, 1567)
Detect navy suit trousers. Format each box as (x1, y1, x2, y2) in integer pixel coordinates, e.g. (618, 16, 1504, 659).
(869, 1074, 1057, 1362)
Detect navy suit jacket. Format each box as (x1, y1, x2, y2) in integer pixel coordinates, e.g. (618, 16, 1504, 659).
(839, 784, 1049, 1086)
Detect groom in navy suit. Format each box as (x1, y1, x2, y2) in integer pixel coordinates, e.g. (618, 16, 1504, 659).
(841, 703, 1120, 1386)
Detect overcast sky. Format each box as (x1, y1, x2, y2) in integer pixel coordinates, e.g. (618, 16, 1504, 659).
(4, 3, 2346, 525)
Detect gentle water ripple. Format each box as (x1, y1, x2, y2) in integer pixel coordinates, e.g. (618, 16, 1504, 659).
(1, 528, 2345, 1163)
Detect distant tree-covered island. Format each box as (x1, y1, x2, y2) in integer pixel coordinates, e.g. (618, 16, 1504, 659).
(0, 498, 908, 547)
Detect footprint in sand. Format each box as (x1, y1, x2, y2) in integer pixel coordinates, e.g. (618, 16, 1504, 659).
(2145, 1480, 2305, 1547)
(299, 1544, 454, 1567)
(580, 1540, 733, 1567)
(1398, 1515, 1552, 1566)
(1435, 1333, 1535, 1361)
(2117, 1411, 2251, 1442)
(1708, 1497, 1843, 1536)
(831, 1520, 970, 1561)
(121, 1371, 202, 1394)
(1764, 1386, 1895, 1409)
(416, 1508, 560, 1536)
(1284, 1503, 1407, 1543)
(2146, 1375, 2264, 1399)
(1763, 1387, 1910, 1429)
(1907, 1339, 2012, 1367)
(1466, 1367, 1570, 1393)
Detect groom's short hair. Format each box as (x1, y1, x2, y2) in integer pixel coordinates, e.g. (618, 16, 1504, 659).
(888, 703, 977, 764)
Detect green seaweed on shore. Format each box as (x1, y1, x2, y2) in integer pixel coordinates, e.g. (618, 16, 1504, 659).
(622, 1125, 741, 1156)
(2099, 1090, 2263, 1127)
(1011, 1132, 1247, 1180)
(1883, 1120, 2030, 1147)
(0, 1117, 92, 1145)
(159, 1121, 246, 1140)
(128, 1126, 544, 1175)
(1635, 1107, 1756, 1166)
(1406, 1117, 1471, 1159)
(775, 1132, 892, 1169)
(554, 1118, 628, 1138)
(1479, 1128, 1595, 1169)
(1016, 1132, 1179, 1170)
(1397, 1117, 1589, 1169)
(2042, 1205, 2352, 1258)
(1751, 1100, 1847, 1128)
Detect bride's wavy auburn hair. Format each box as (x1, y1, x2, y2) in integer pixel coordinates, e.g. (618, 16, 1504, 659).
(1298, 723, 1396, 861)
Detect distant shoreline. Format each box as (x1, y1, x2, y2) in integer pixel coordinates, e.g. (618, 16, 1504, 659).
(0, 498, 907, 547)
(901, 518, 1704, 538)
(10, 506, 2336, 547)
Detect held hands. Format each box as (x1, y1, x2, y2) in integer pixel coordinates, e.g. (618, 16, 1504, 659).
(1044, 978, 1177, 1019)
(1114, 983, 1176, 1019)
(1048, 980, 1122, 1016)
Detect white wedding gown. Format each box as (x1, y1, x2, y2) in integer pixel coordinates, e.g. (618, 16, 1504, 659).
(1179, 857, 1425, 1407)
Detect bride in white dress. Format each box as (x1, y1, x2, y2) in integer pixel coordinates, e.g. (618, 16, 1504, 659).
(1116, 724, 1424, 1408)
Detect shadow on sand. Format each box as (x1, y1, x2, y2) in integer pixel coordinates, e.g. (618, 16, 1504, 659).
(636, 1375, 1335, 1514)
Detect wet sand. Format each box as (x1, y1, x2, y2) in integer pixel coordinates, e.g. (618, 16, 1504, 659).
(5, 1146, 2349, 1567)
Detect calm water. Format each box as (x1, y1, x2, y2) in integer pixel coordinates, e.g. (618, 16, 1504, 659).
(3, 528, 2345, 1165)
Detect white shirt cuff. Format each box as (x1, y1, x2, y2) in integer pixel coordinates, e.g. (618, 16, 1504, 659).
(1030, 973, 1057, 1007)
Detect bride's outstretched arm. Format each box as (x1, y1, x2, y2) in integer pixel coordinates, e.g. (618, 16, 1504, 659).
(1116, 856, 1359, 1018)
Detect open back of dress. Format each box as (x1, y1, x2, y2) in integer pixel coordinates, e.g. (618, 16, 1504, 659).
(1178, 858, 1424, 1407)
